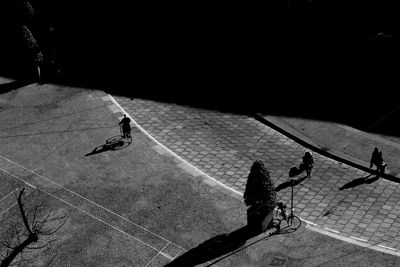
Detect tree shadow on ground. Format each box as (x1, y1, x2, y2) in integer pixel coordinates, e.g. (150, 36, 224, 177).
(165, 225, 261, 267)
(84, 135, 130, 156)
(275, 176, 307, 192)
(339, 174, 379, 190)
(0, 79, 35, 94)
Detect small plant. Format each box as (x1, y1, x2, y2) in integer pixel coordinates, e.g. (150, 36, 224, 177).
(243, 160, 277, 212)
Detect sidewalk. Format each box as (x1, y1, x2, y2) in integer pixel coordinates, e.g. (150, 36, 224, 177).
(115, 96, 400, 253)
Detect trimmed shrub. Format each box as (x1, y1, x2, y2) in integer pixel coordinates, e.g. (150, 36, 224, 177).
(243, 160, 277, 211)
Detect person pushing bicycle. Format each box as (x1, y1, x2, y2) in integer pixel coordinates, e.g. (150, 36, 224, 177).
(119, 114, 131, 139)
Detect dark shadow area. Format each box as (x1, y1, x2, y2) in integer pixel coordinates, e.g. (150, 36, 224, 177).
(84, 135, 130, 157)
(339, 174, 379, 190)
(275, 176, 307, 192)
(165, 225, 258, 267)
(0, 79, 35, 94)
(1, 0, 400, 136)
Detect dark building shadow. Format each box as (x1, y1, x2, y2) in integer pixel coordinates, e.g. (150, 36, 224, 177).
(165, 226, 259, 267)
(1, 0, 400, 137)
(0, 79, 35, 94)
(275, 176, 307, 192)
(339, 174, 379, 190)
(84, 135, 130, 157)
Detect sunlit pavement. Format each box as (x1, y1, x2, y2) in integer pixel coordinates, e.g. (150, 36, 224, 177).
(114, 95, 400, 253)
(1, 79, 400, 266)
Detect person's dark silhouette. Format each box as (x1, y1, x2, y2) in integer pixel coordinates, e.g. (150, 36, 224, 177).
(370, 147, 387, 174)
(119, 114, 131, 139)
(300, 151, 314, 178)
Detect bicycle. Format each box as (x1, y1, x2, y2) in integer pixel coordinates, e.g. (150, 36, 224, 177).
(120, 126, 132, 143)
(272, 202, 301, 231)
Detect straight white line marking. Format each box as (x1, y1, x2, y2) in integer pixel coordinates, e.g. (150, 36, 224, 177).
(302, 219, 317, 227)
(350, 236, 367, 242)
(108, 95, 242, 198)
(1, 166, 164, 253)
(0, 202, 18, 217)
(0, 154, 185, 252)
(378, 245, 397, 251)
(0, 192, 32, 217)
(145, 242, 171, 267)
(0, 191, 15, 203)
(324, 227, 340, 234)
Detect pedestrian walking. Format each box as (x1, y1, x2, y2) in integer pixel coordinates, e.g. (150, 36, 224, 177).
(119, 114, 131, 140)
(370, 147, 388, 174)
(301, 151, 314, 178)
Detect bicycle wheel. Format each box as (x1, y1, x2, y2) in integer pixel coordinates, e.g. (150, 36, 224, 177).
(287, 215, 301, 230)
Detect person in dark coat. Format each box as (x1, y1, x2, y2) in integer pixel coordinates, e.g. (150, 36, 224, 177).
(301, 151, 314, 178)
(370, 147, 387, 174)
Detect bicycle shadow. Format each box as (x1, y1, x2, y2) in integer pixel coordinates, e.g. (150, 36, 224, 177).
(165, 225, 258, 267)
(84, 135, 130, 157)
(339, 174, 378, 190)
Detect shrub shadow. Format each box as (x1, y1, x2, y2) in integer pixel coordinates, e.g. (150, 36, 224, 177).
(165, 226, 258, 267)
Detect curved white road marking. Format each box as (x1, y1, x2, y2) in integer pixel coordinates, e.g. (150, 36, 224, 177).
(108, 94, 400, 257)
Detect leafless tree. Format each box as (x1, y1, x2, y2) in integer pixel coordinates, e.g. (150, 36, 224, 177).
(0, 188, 66, 267)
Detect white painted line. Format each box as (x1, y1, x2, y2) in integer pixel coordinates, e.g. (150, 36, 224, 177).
(308, 225, 400, 256)
(145, 242, 171, 267)
(0, 192, 32, 217)
(0, 154, 185, 252)
(302, 219, 318, 227)
(152, 145, 168, 155)
(1, 165, 165, 254)
(108, 95, 243, 197)
(159, 252, 174, 261)
(177, 162, 201, 177)
(324, 227, 340, 234)
(0, 201, 18, 217)
(100, 95, 112, 102)
(0, 191, 15, 203)
(378, 245, 397, 251)
(350, 236, 367, 242)
(107, 104, 121, 113)
(0, 168, 37, 190)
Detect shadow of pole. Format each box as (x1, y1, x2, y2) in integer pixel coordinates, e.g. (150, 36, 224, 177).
(275, 176, 307, 192)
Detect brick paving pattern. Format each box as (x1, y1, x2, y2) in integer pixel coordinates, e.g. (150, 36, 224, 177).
(114, 96, 400, 250)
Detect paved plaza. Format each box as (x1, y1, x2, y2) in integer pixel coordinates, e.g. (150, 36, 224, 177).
(1, 80, 400, 266)
(114, 95, 400, 253)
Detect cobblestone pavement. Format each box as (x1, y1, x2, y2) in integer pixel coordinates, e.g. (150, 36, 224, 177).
(113, 96, 400, 252)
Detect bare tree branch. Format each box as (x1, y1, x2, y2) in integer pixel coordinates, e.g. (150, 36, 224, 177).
(27, 239, 56, 250)
(16, 189, 33, 235)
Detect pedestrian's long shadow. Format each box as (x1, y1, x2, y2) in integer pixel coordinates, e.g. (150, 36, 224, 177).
(165, 225, 260, 267)
(275, 176, 307, 192)
(339, 174, 378, 190)
(84, 135, 130, 156)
